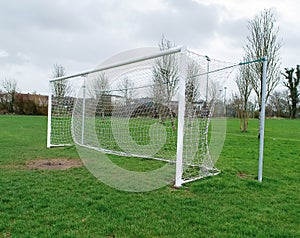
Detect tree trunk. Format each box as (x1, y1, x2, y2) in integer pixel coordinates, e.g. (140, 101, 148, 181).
(239, 110, 249, 132)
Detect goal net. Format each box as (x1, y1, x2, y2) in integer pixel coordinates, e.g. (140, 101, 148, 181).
(47, 46, 239, 187)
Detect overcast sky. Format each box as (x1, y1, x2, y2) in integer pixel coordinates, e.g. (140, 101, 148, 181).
(0, 0, 299, 94)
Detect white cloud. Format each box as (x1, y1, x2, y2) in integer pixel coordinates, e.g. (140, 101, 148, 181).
(16, 52, 31, 62)
(0, 49, 9, 57)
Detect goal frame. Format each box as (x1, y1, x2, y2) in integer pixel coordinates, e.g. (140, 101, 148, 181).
(47, 46, 268, 187)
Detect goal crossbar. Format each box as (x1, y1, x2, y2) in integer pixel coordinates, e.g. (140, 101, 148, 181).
(50, 46, 183, 82)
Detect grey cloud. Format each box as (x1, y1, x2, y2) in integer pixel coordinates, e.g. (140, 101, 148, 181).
(0, 0, 92, 32)
(130, 0, 223, 47)
(217, 17, 249, 49)
(0, 0, 243, 93)
(0, 0, 225, 67)
(0, 0, 141, 68)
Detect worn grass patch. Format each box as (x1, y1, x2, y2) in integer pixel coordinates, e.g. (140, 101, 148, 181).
(26, 158, 83, 170)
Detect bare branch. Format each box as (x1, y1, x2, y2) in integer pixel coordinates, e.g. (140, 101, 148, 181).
(52, 64, 72, 97)
(244, 9, 282, 111)
(118, 77, 135, 106)
(152, 36, 178, 129)
(88, 72, 110, 99)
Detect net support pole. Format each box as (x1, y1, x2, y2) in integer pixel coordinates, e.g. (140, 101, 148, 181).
(46, 88, 52, 148)
(175, 46, 187, 187)
(205, 56, 210, 106)
(258, 56, 268, 182)
(81, 76, 86, 145)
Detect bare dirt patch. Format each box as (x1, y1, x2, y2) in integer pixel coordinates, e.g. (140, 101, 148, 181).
(27, 158, 83, 170)
(237, 172, 255, 179)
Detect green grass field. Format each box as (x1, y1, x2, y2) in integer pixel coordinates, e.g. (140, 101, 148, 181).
(0, 116, 299, 237)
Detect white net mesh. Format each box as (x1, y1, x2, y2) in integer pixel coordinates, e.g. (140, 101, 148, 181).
(48, 47, 236, 185)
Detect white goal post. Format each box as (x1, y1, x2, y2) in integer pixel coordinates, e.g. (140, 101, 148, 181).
(47, 46, 267, 187)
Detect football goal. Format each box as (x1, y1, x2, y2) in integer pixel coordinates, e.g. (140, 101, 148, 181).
(47, 46, 267, 188)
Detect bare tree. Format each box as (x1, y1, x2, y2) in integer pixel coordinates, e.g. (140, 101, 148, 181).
(186, 60, 200, 102)
(244, 9, 282, 112)
(231, 93, 243, 117)
(118, 76, 135, 106)
(235, 60, 253, 131)
(1, 78, 18, 113)
(52, 64, 71, 97)
(208, 80, 222, 103)
(185, 59, 201, 118)
(267, 90, 290, 118)
(282, 65, 300, 118)
(88, 72, 110, 99)
(88, 72, 110, 118)
(152, 36, 178, 129)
